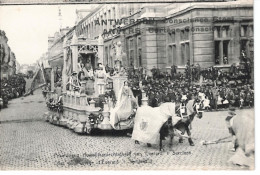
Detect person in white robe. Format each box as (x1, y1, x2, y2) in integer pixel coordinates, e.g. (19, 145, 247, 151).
(203, 96, 210, 110)
(131, 99, 181, 145)
(95, 64, 107, 95)
(109, 81, 138, 130)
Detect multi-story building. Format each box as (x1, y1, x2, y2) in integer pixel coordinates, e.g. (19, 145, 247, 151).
(69, 1, 253, 69)
(47, 0, 253, 90)
(164, 1, 253, 70)
(0, 30, 17, 79)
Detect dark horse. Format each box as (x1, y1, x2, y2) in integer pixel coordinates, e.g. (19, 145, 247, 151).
(159, 99, 204, 151)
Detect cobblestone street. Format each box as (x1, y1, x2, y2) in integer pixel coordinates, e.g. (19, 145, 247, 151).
(0, 90, 252, 170)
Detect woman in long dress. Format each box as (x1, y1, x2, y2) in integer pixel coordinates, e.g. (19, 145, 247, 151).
(109, 81, 138, 129)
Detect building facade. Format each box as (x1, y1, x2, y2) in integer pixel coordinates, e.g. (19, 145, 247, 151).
(46, 0, 253, 90)
(70, 1, 253, 70)
(164, 2, 253, 69)
(0, 30, 17, 79)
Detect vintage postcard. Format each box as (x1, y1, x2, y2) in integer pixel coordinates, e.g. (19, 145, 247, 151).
(0, 0, 255, 171)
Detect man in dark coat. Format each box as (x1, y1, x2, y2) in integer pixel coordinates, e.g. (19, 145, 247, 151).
(148, 91, 157, 107)
(132, 85, 142, 106)
(168, 88, 176, 102)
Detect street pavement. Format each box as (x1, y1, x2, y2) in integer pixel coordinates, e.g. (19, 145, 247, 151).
(0, 89, 253, 170)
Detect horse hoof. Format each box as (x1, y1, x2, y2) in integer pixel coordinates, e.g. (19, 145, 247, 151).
(147, 143, 152, 147)
(160, 148, 164, 151)
(135, 140, 140, 144)
(179, 139, 184, 143)
(189, 142, 195, 146)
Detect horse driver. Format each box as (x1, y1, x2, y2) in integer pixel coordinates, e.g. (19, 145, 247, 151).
(174, 93, 203, 146)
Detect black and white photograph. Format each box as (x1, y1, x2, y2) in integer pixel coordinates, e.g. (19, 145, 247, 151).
(0, 0, 256, 171)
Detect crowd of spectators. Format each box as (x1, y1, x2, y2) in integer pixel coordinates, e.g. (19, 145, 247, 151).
(124, 61, 254, 111)
(0, 74, 26, 108)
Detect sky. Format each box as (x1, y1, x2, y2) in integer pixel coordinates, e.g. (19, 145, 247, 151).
(0, 4, 93, 65)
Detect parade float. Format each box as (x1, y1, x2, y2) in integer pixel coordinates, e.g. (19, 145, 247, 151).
(44, 32, 147, 134)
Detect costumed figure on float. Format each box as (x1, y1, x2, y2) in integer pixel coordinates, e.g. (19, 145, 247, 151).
(95, 63, 107, 95)
(109, 81, 138, 130)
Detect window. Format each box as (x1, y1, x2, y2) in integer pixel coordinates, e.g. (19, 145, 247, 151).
(88, 24, 91, 38)
(109, 45, 113, 67)
(248, 25, 253, 37)
(214, 40, 229, 65)
(181, 44, 185, 65)
(241, 25, 247, 37)
(168, 30, 177, 65)
(108, 10, 111, 30)
(121, 5, 125, 16)
(180, 30, 185, 41)
(137, 36, 142, 67)
(168, 46, 172, 65)
(92, 22, 94, 38)
(137, 37, 141, 48)
(168, 31, 175, 44)
(104, 13, 107, 31)
(179, 28, 190, 65)
(128, 38, 135, 66)
(185, 43, 190, 60)
(129, 4, 133, 15)
(214, 25, 231, 65)
(179, 29, 189, 41)
(221, 26, 229, 38)
(214, 26, 221, 38)
(130, 39, 134, 49)
(215, 41, 220, 64)
(100, 16, 103, 33)
(95, 18, 99, 36)
(105, 47, 108, 66)
(240, 24, 253, 60)
(130, 50, 134, 66)
(214, 26, 230, 38)
(138, 49, 142, 66)
(113, 7, 116, 22)
(184, 29, 189, 40)
(85, 23, 88, 38)
(168, 45, 176, 65)
(223, 41, 229, 61)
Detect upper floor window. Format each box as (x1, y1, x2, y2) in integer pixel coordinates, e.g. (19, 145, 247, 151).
(214, 26, 230, 38)
(168, 31, 175, 44)
(180, 29, 189, 41)
(241, 25, 254, 37)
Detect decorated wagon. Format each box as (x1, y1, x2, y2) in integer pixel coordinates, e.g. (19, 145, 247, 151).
(43, 32, 146, 134)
